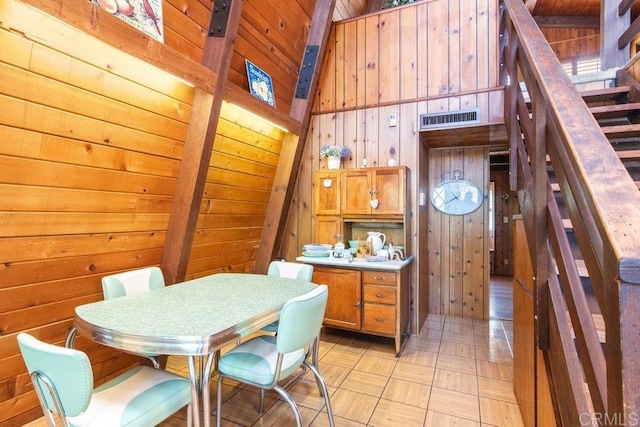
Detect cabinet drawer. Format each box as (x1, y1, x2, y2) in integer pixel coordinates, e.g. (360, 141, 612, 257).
(363, 304, 396, 335)
(363, 285, 396, 304)
(363, 271, 397, 286)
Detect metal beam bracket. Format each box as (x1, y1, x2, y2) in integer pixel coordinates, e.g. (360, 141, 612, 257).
(295, 45, 319, 99)
(208, 1, 233, 37)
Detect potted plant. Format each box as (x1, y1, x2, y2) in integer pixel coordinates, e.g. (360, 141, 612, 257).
(320, 145, 352, 169)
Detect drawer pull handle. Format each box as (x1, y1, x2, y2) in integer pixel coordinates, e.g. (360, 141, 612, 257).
(375, 318, 385, 323)
(374, 276, 385, 280)
(375, 293, 385, 298)
(355, 301, 362, 308)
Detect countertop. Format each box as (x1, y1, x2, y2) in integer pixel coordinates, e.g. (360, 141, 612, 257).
(296, 255, 414, 271)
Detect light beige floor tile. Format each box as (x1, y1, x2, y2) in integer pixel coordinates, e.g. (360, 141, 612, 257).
(405, 336, 442, 353)
(443, 321, 476, 335)
(310, 412, 366, 426)
(353, 354, 397, 376)
(474, 346, 514, 365)
(308, 362, 351, 388)
(366, 341, 401, 359)
(341, 369, 389, 396)
(399, 346, 439, 367)
(427, 387, 481, 422)
(328, 388, 379, 424)
(253, 399, 319, 427)
(476, 359, 513, 381)
(381, 377, 431, 408)
(288, 378, 336, 411)
(474, 335, 511, 351)
(215, 388, 277, 426)
(479, 396, 524, 426)
(334, 336, 374, 354)
(436, 354, 477, 376)
(439, 341, 476, 358)
(432, 368, 478, 395)
(477, 376, 517, 403)
(446, 316, 475, 325)
(368, 398, 427, 426)
(441, 331, 477, 346)
(424, 410, 481, 426)
(418, 327, 444, 341)
(320, 348, 363, 370)
(392, 361, 436, 385)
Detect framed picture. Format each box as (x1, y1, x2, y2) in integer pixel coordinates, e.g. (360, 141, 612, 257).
(93, 0, 164, 43)
(245, 60, 276, 107)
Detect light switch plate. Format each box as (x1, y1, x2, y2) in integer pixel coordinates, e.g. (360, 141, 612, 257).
(389, 113, 397, 127)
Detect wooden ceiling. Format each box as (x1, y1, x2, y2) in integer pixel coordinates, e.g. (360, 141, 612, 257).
(526, 0, 639, 18)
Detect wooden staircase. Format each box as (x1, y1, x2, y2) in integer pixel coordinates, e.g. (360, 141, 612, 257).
(549, 83, 640, 348)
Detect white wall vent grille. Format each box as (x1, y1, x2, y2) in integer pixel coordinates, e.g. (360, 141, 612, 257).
(419, 108, 481, 130)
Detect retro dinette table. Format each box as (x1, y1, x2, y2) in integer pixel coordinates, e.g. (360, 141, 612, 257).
(68, 273, 319, 427)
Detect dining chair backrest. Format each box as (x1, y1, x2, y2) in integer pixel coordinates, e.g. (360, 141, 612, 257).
(276, 285, 328, 354)
(102, 266, 165, 300)
(17, 333, 92, 417)
(267, 261, 313, 282)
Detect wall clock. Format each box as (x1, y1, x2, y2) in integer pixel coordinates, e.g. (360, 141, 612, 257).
(431, 170, 483, 215)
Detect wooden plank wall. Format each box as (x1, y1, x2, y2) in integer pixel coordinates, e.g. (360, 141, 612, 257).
(0, 1, 291, 424)
(333, 0, 369, 21)
(428, 148, 490, 319)
(282, 0, 503, 327)
(0, 2, 194, 424)
(185, 102, 287, 279)
(540, 27, 600, 63)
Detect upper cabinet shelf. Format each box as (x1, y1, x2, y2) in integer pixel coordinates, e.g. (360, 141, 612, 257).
(341, 167, 407, 217)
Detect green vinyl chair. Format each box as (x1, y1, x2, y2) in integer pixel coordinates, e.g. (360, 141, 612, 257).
(17, 333, 192, 427)
(216, 285, 334, 427)
(259, 261, 314, 334)
(66, 267, 166, 369)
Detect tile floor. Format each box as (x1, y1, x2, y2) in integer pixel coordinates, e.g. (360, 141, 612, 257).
(160, 314, 524, 427)
(24, 314, 523, 426)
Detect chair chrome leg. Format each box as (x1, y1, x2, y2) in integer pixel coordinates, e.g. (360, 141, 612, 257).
(259, 389, 266, 413)
(148, 355, 161, 369)
(304, 360, 334, 427)
(273, 386, 302, 427)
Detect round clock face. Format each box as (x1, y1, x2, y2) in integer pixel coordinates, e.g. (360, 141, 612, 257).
(431, 180, 483, 215)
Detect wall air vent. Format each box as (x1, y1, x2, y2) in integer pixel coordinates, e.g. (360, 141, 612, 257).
(419, 108, 481, 130)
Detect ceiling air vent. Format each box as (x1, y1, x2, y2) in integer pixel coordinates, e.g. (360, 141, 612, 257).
(419, 108, 481, 130)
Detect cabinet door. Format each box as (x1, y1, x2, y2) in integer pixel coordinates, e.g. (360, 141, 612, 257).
(313, 266, 361, 330)
(313, 216, 341, 244)
(341, 170, 371, 215)
(373, 168, 405, 215)
(314, 170, 341, 215)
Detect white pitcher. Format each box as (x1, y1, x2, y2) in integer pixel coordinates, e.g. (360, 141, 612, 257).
(366, 232, 386, 255)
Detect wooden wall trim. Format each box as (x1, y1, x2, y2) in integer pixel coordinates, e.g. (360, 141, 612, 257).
(161, 0, 245, 283)
(20, 0, 217, 92)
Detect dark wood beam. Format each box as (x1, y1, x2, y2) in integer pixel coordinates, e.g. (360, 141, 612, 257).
(534, 16, 600, 29)
(161, 0, 244, 284)
(254, 0, 338, 273)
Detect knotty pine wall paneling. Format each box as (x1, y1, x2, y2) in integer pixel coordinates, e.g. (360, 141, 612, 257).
(284, 0, 502, 331)
(184, 101, 287, 279)
(0, 2, 195, 424)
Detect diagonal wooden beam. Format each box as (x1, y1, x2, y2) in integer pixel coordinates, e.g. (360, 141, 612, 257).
(161, 0, 244, 284)
(254, 0, 338, 273)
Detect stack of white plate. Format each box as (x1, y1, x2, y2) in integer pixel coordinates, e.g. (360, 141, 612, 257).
(302, 244, 332, 257)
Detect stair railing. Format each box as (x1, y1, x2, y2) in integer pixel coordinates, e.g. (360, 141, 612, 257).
(502, 0, 640, 424)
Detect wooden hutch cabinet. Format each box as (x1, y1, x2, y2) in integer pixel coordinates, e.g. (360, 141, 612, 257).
(306, 166, 411, 356)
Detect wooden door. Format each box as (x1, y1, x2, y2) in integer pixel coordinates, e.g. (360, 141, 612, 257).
(313, 266, 362, 330)
(314, 170, 341, 215)
(342, 169, 371, 215)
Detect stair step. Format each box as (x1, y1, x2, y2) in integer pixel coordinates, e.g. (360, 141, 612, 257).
(602, 123, 640, 139)
(580, 85, 630, 104)
(576, 259, 589, 277)
(590, 103, 640, 120)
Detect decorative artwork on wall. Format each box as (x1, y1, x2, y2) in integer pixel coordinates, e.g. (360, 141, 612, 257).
(245, 60, 276, 107)
(93, 0, 164, 43)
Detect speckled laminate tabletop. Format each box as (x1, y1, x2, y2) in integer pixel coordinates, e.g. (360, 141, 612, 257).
(74, 273, 318, 355)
